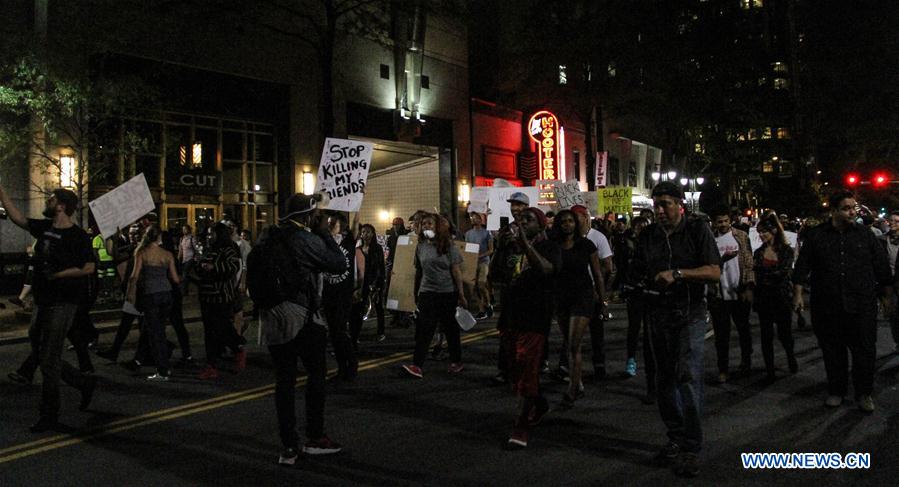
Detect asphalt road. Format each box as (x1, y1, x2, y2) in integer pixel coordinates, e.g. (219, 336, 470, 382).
(1, 304, 898, 486)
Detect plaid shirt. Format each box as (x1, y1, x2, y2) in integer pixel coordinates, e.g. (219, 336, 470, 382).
(708, 227, 755, 299)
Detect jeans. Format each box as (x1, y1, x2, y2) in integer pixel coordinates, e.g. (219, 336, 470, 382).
(201, 301, 242, 368)
(268, 325, 328, 449)
(323, 301, 357, 374)
(626, 297, 656, 394)
(142, 292, 173, 375)
(648, 310, 706, 453)
(28, 303, 91, 420)
(589, 302, 606, 369)
(756, 296, 794, 373)
(709, 298, 753, 373)
(414, 292, 461, 367)
(169, 286, 192, 358)
(812, 306, 877, 397)
(350, 287, 385, 344)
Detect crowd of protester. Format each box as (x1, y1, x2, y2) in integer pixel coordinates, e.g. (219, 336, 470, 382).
(3, 179, 898, 479)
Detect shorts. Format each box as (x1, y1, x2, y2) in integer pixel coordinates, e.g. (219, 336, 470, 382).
(476, 262, 489, 286)
(556, 289, 595, 319)
(507, 330, 545, 398)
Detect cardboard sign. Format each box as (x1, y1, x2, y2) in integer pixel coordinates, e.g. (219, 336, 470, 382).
(88, 173, 156, 240)
(552, 180, 586, 209)
(486, 186, 540, 231)
(455, 241, 479, 284)
(597, 186, 633, 215)
(316, 138, 374, 212)
(386, 234, 418, 312)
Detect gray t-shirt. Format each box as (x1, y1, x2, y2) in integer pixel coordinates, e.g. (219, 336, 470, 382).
(465, 227, 491, 264)
(416, 241, 463, 294)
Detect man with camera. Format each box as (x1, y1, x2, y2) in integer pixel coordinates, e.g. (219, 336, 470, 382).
(629, 181, 720, 478)
(0, 184, 97, 432)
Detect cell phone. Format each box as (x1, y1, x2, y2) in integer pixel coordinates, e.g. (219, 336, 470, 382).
(500, 216, 509, 228)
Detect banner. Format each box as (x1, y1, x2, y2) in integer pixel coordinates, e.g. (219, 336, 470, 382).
(315, 138, 374, 212)
(595, 151, 608, 188)
(88, 173, 156, 240)
(486, 186, 539, 231)
(552, 180, 586, 209)
(597, 186, 633, 216)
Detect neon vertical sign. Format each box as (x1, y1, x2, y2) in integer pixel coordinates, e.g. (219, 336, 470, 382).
(528, 110, 565, 182)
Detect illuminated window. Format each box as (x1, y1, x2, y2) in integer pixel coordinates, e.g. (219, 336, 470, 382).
(774, 78, 789, 90)
(558, 65, 567, 85)
(694, 143, 704, 154)
(762, 127, 772, 140)
(59, 155, 76, 188)
(772, 61, 788, 73)
(607, 62, 616, 77)
(757, 77, 767, 87)
(763, 162, 774, 173)
(748, 129, 758, 140)
(741, 0, 763, 9)
(776, 127, 791, 139)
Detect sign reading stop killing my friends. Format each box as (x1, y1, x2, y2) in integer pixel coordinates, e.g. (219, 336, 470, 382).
(315, 138, 374, 212)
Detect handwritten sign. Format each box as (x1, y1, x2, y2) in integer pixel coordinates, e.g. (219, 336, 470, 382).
(597, 186, 633, 215)
(486, 186, 539, 231)
(468, 186, 490, 214)
(315, 138, 374, 212)
(88, 173, 156, 240)
(552, 180, 586, 209)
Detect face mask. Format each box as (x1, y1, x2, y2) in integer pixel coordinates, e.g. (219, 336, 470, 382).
(422, 229, 436, 239)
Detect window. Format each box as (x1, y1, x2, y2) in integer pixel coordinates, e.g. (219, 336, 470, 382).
(741, 0, 763, 9)
(772, 61, 788, 73)
(763, 162, 774, 173)
(380, 64, 390, 79)
(774, 78, 789, 90)
(558, 65, 567, 85)
(762, 127, 772, 140)
(694, 143, 704, 154)
(421, 75, 429, 89)
(776, 127, 791, 139)
(607, 62, 617, 77)
(748, 129, 758, 140)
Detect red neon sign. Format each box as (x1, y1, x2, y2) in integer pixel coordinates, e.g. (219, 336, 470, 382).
(528, 110, 564, 181)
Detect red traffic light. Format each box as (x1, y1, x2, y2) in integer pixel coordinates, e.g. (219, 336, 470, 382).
(873, 172, 890, 187)
(845, 173, 860, 186)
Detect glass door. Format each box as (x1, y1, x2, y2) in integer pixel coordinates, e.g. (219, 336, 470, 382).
(193, 206, 218, 244)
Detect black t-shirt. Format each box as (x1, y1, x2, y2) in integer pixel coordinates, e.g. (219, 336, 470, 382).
(28, 219, 93, 306)
(503, 239, 562, 335)
(556, 237, 596, 297)
(323, 232, 357, 301)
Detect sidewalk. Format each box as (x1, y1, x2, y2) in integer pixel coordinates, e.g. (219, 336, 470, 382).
(0, 294, 205, 346)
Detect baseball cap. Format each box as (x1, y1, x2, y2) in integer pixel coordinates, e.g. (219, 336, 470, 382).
(507, 192, 530, 205)
(570, 205, 590, 217)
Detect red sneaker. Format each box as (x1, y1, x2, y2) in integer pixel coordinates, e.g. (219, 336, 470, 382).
(401, 364, 423, 378)
(234, 349, 247, 372)
(198, 365, 219, 380)
(302, 436, 342, 455)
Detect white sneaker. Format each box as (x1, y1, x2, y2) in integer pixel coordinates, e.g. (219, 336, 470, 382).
(147, 373, 169, 382)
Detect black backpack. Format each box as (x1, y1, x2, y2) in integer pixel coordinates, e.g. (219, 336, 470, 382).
(246, 224, 303, 309)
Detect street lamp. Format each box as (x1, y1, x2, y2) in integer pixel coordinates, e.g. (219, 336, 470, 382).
(667, 170, 677, 180)
(679, 177, 688, 186)
(651, 171, 661, 181)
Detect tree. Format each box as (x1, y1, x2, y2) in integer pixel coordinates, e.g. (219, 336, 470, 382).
(0, 52, 158, 224)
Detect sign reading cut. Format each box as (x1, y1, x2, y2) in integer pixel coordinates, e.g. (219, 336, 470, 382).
(528, 110, 565, 182)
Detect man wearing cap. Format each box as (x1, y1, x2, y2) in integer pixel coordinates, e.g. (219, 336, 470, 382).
(570, 204, 614, 379)
(258, 193, 348, 464)
(489, 191, 531, 384)
(629, 181, 720, 477)
(502, 207, 561, 449)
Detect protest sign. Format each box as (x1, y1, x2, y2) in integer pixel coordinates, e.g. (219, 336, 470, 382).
(552, 180, 586, 209)
(386, 234, 418, 312)
(581, 191, 598, 214)
(595, 151, 608, 188)
(455, 241, 480, 284)
(467, 186, 490, 214)
(536, 179, 561, 211)
(486, 186, 539, 230)
(315, 138, 374, 212)
(596, 186, 633, 215)
(88, 173, 156, 240)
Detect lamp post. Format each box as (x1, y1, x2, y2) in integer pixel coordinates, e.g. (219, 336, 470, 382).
(681, 176, 704, 212)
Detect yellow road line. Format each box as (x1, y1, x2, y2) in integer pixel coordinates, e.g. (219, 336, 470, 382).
(0, 328, 498, 464)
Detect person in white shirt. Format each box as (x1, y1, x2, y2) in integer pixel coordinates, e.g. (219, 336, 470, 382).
(571, 205, 613, 379)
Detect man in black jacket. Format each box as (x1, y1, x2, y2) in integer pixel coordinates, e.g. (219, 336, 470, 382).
(793, 190, 892, 413)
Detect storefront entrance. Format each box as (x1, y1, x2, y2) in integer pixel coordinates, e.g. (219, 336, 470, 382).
(163, 204, 218, 239)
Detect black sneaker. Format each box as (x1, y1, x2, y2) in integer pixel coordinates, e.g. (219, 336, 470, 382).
(8, 371, 32, 385)
(674, 452, 700, 477)
(278, 447, 299, 466)
(29, 417, 60, 433)
(653, 442, 680, 465)
(486, 305, 494, 318)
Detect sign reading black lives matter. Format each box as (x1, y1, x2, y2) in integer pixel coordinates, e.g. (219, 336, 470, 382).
(316, 138, 374, 212)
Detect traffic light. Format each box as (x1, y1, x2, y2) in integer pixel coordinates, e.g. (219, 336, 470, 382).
(873, 172, 890, 188)
(845, 173, 860, 186)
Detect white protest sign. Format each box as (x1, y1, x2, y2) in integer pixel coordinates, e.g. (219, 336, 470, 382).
(595, 151, 608, 188)
(581, 191, 598, 215)
(552, 180, 586, 209)
(88, 173, 155, 240)
(486, 186, 539, 231)
(468, 186, 490, 214)
(315, 138, 374, 212)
